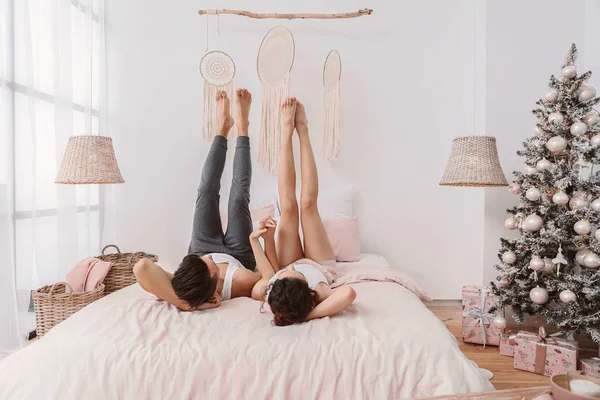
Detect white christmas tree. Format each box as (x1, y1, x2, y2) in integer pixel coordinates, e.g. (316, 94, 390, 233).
(491, 44, 600, 343)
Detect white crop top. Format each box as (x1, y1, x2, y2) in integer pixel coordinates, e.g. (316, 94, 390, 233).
(268, 262, 328, 290)
(209, 253, 244, 301)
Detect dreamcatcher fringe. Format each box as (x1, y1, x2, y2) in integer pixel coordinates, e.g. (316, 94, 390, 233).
(202, 81, 233, 141)
(259, 76, 289, 174)
(323, 82, 340, 163)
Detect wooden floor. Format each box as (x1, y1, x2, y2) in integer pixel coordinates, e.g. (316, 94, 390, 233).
(428, 306, 549, 391)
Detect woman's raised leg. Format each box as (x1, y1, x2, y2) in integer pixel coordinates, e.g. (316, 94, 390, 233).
(296, 102, 335, 263)
(276, 98, 304, 266)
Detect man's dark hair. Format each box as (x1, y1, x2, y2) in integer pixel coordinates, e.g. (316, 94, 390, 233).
(171, 255, 218, 309)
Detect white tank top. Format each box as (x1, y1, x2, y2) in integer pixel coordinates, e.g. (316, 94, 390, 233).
(268, 262, 328, 290)
(208, 253, 244, 301)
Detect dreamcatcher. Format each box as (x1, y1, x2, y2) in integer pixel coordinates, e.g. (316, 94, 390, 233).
(323, 50, 342, 163)
(257, 26, 295, 174)
(200, 50, 236, 141)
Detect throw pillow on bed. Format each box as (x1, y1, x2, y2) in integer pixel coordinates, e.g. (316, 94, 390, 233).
(323, 217, 361, 262)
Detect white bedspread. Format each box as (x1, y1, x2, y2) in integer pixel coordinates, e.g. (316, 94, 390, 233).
(0, 254, 492, 399)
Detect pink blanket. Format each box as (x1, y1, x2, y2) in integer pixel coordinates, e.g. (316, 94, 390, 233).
(0, 256, 491, 399)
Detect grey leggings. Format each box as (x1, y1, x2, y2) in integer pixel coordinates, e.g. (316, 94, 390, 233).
(188, 135, 256, 270)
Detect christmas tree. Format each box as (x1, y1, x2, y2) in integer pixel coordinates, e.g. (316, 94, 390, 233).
(491, 44, 600, 343)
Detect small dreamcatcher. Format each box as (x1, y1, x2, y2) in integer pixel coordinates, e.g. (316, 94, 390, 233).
(323, 50, 342, 163)
(200, 50, 236, 141)
(257, 26, 295, 174)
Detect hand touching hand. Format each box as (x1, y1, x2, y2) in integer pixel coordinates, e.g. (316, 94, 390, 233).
(250, 217, 277, 241)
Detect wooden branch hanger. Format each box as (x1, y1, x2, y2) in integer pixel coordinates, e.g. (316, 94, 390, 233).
(197, 8, 373, 20)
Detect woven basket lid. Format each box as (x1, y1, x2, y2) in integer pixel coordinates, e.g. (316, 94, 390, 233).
(55, 136, 124, 184)
(440, 136, 507, 187)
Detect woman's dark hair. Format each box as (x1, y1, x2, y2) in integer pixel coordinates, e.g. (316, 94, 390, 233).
(171, 254, 217, 308)
(267, 278, 318, 326)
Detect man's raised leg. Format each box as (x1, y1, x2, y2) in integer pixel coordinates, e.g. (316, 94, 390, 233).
(188, 90, 234, 255)
(224, 89, 256, 269)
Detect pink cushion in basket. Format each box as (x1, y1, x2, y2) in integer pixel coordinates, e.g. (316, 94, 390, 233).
(323, 217, 361, 262)
(221, 204, 276, 233)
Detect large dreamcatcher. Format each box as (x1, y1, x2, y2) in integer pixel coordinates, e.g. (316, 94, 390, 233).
(257, 26, 295, 174)
(200, 50, 236, 141)
(323, 50, 342, 163)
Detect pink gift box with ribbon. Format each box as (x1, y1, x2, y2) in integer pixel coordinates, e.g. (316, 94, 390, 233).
(461, 285, 503, 347)
(513, 327, 578, 376)
(581, 357, 600, 377)
(499, 332, 516, 357)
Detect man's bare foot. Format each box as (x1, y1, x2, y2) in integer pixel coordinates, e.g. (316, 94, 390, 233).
(236, 88, 252, 136)
(281, 97, 297, 136)
(216, 90, 234, 137)
(295, 101, 308, 133)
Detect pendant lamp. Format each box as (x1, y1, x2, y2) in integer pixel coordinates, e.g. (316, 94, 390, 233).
(439, 136, 507, 187)
(55, 135, 124, 184)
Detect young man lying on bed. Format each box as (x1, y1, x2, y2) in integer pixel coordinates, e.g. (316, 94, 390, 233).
(133, 89, 261, 311)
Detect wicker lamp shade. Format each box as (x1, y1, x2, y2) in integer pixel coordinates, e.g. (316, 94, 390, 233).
(440, 136, 507, 187)
(55, 136, 124, 184)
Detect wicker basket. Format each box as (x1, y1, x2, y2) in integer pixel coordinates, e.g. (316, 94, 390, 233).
(33, 282, 105, 338)
(98, 244, 158, 294)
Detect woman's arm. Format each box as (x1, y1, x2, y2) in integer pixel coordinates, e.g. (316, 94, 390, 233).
(133, 259, 221, 311)
(250, 237, 276, 280)
(305, 285, 356, 321)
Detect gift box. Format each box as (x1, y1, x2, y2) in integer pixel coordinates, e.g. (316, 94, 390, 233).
(461, 285, 504, 346)
(581, 357, 600, 377)
(513, 327, 578, 376)
(500, 332, 517, 357)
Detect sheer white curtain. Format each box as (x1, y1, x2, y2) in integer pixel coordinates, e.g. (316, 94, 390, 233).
(0, 0, 106, 354)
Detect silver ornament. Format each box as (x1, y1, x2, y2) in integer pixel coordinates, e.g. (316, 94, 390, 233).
(498, 277, 510, 288)
(529, 287, 549, 305)
(559, 289, 577, 304)
(592, 135, 600, 147)
(591, 199, 600, 212)
(562, 65, 577, 79)
(545, 88, 558, 103)
(492, 315, 507, 329)
(595, 229, 600, 242)
(525, 188, 541, 201)
(576, 248, 592, 265)
(546, 136, 567, 153)
(570, 121, 588, 136)
(579, 85, 597, 102)
(504, 217, 519, 230)
(552, 191, 569, 206)
(536, 159, 552, 172)
(570, 193, 590, 211)
(574, 220, 592, 235)
(548, 112, 564, 125)
(524, 164, 537, 175)
(523, 214, 543, 232)
(584, 252, 600, 268)
(542, 258, 554, 274)
(584, 112, 600, 127)
(502, 251, 517, 264)
(529, 256, 545, 271)
(508, 183, 521, 195)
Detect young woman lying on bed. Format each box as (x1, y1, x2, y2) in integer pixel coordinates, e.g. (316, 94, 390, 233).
(249, 97, 356, 326)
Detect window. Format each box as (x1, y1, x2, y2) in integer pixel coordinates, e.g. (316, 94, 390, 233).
(3, 0, 105, 292)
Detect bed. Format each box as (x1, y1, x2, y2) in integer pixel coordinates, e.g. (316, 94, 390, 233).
(0, 254, 492, 399)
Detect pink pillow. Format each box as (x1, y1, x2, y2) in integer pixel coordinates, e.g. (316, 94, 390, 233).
(323, 217, 361, 262)
(221, 204, 276, 232)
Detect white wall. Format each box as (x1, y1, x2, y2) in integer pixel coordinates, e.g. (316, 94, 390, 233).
(104, 0, 600, 299)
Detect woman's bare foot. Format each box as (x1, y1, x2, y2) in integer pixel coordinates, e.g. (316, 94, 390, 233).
(216, 90, 234, 137)
(236, 89, 252, 136)
(295, 101, 308, 134)
(281, 97, 297, 137)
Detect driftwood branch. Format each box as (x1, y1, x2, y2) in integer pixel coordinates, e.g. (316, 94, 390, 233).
(197, 8, 373, 20)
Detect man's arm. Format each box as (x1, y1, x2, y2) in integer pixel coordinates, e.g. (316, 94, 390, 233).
(133, 259, 220, 311)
